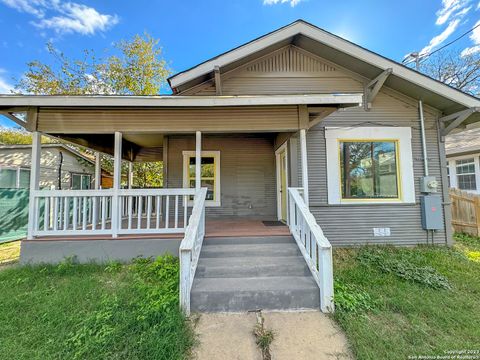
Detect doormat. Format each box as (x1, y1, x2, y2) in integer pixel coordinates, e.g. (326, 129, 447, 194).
(262, 221, 285, 227)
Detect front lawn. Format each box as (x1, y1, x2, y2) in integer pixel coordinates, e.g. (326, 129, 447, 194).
(0, 240, 21, 264)
(0, 255, 195, 360)
(333, 234, 480, 360)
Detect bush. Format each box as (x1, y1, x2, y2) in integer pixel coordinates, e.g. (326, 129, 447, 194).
(357, 249, 452, 290)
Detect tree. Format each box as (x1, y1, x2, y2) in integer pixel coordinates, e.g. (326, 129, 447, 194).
(14, 33, 169, 187)
(0, 128, 56, 145)
(420, 49, 480, 97)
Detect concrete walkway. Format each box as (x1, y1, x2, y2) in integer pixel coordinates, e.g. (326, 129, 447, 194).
(193, 311, 353, 360)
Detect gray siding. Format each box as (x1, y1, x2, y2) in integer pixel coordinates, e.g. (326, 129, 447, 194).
(294, 90, 447, 246)
(166, 134, 277, 219)
(0, 147, 94, 189)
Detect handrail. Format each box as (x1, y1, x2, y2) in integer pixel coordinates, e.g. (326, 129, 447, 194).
(288, 187, 334, 313)
(179, 187, 208, 315)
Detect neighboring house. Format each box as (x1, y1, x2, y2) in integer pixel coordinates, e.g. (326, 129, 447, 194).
(0, 144, 97, 190)
(445, 129, 480, 194)
(1, 20, 480, 314)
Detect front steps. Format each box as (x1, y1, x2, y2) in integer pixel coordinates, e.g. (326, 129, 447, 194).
(190, 236, 320, 312)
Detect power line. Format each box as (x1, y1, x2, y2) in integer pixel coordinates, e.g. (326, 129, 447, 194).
(404, 22, 480, 67)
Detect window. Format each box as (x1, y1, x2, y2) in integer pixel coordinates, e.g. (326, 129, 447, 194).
(325, 127, 415, 204)
(0, 167, 30, 188)
(340, 141, 399, 199)
(71, 173, 92, 190)
(182, 151, 220, 206)
(456, 158, 476, 190)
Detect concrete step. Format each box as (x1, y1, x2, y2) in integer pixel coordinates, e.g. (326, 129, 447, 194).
(190, 276, 320, 312)
(196, 256, 310, 278)
(204, 236, 294, 245)
(200, 243, 300, 258)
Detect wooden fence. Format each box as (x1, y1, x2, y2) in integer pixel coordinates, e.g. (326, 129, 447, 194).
(450, 188, 480, 236)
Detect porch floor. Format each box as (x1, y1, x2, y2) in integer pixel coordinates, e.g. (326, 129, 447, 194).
(29, 219, 290, 241)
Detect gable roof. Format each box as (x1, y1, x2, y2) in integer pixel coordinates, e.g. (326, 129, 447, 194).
(168, 20, 480, 117)
(0, 143, 95, 165)
(445, 128, 480, 156)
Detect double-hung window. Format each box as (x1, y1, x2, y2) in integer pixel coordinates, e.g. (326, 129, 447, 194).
(182, 151, 221, 206)
(456, 158, 476, 190)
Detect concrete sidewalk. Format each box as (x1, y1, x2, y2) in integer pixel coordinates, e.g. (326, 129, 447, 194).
(193, 311, 353, 360)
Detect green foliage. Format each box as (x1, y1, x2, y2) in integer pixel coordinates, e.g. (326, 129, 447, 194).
(333, 244, 480, 360)
(15, 33, 170, 96)
(0, 128, 57, 145)
(0, 255, 195, 360)
(334, 280, 376, 313)
(357, 248, 452, 290)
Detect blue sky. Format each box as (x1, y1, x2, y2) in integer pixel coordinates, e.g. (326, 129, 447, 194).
(0, 0, 479, 127)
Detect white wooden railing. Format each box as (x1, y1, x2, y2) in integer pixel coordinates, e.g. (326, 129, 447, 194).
(29, 188, 196, 237)
(179, 187, 208, 315)
(288, 187, 334, 313)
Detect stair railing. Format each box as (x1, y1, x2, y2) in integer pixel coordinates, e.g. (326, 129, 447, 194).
(179, 187, 208, 315)
(287, 187, 334, 312)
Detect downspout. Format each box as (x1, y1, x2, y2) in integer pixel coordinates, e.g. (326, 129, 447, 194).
(58, 151, 63, 190)
(419, 100, 429, 176)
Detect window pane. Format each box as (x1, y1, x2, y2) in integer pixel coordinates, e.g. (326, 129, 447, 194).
(72, 174, 81, 190)
(0, 169, 17, 188)
(82, 175, 91, 190)
(202, 180, 215, 200)
(340, 141, 398, 199)
(456, 159, 475, 174)
(458, 174, 476, 190)
(19, 169, 30, 188)
(189, 156, 215, 178)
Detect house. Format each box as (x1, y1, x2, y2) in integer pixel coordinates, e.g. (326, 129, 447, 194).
(1, 20, 479, 314)
(0, 143, 99, 190)
(445, 128, 480, 194)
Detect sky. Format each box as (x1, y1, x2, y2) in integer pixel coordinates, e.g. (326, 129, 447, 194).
(0, 0, 479, 127)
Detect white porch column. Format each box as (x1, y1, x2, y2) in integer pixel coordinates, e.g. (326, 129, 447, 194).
(128, 161, 133, 189)
(94, 152, 101, 190)
(300, 128, 309, 207)
(27, 132, 41, 239)
(195, 131, 201, 191)
(111, 132, 122, 238)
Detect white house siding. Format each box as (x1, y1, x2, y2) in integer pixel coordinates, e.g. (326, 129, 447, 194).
(166, 134, 277, 219)
(0, 147, 94, 189)
(291, 90, 447, 246)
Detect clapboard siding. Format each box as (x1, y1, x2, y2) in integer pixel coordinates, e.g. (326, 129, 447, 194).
(166, 134, 277, 219)
(292, 90, 447, 246)
(37, 106, 300, 133)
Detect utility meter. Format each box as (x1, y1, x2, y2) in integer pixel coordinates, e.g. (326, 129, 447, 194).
(420, 176, 438, 193)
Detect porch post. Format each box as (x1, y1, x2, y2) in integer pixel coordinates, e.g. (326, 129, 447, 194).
(195, 131, 201, 191)
(128, 161, 133, 189)
(27, 131, 41, 240)
(300, 128, 309, 207)
(94, 152, 101, 190)
(112, 132, 122, 238)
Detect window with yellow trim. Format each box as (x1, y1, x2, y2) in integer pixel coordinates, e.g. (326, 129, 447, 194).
(182, 151, 221, 206)
(340, 141, 399, 199)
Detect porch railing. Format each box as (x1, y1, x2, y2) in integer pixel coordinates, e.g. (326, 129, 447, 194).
(29, 188, 196, 237)
(288, 187, 334, 313)
(179, 187, 207, 315)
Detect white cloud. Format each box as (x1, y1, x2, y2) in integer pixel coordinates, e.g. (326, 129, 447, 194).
(461, 19, 480, 55)
(421, 18, 461, 55)
(0, 0, 118, 35)
(0, 70, 14, 94)
(263, 0, 302, 7)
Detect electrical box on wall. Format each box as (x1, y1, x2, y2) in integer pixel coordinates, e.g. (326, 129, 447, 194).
(420, 195, 443, 230)
(420, 176, 438, 193)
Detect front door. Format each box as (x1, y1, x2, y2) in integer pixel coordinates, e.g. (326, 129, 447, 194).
(276, 144, 288, 222)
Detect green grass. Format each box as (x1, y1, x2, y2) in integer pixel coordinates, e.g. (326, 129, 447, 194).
(0, 240, 20, 264)
(333, 234, 480, 360)
(0, 255, 195, 360)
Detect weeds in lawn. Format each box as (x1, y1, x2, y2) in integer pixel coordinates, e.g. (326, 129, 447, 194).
(252, 311, 275, 360)
(334, 280, 376, 313)
(357, 248, 452, 290)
